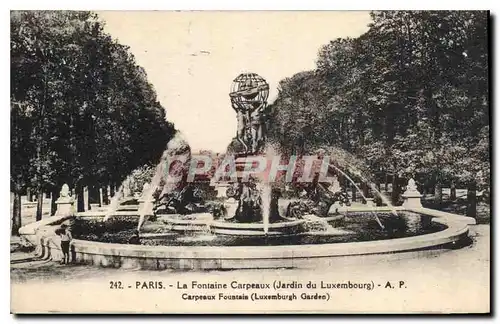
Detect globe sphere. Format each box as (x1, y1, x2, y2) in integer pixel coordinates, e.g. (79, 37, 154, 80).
(229, 73, 269, 110)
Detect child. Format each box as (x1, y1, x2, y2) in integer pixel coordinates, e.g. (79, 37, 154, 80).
(58, 224, 72, 264)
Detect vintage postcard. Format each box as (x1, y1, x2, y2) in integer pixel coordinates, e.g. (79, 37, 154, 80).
(10, 10, 490, 314)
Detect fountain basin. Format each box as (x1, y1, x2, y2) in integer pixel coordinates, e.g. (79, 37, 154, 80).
(159, 213, 307, 236)
(18, 207, 475, 270)
(156, 209, 345, 236)
(210, 219, 305, 236)
(160, 213, 212, 232)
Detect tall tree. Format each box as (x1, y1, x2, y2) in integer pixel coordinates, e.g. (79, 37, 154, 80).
(267, 10, 489, 214)
(11, 11, 176, 231)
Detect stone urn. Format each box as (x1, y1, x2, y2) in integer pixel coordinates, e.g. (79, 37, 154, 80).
(55, 184, 75, 217)
(401, 178, 423, 209)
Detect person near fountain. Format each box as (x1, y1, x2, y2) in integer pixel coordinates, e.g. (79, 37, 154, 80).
(57, 224, 72, 265)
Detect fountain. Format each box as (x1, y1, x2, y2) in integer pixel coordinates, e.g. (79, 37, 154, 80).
(18, 72, 477, 271)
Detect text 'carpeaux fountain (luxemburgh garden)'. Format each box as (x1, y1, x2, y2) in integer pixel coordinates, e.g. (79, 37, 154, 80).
(19, 73, 476, 270)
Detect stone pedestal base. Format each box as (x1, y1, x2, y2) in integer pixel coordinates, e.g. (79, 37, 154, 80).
(402, 192, 423, 209)
(216, 185, 230, 198)
(55, 198, 74, 217)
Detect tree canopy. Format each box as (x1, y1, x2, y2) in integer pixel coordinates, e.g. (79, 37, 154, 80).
(11, 11, 175, 230)
(267, 11, 489, 194)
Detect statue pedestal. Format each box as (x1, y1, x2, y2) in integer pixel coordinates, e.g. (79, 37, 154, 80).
(401, 178, 423, 209)
(216, 184, 230, 198)
(402, 191, 423, 209)
(55, 197, 74, 217)
(55, 184, 74, 217)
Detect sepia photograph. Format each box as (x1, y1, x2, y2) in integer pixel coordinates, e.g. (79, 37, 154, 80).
(9, 9, 490, 314)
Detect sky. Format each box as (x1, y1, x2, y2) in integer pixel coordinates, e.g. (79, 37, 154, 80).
(97, 11, 372, 152)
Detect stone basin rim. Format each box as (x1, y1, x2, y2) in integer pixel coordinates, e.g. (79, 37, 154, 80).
(69, 218, 467, 252)
(19, 207, 475, 264)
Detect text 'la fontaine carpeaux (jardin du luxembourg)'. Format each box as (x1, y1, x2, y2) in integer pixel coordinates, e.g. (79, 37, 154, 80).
(174, 280, 376, 302)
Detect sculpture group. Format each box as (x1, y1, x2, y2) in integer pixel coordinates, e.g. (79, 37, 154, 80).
(229, 73, 270, 154)
(145, 73, 353, 225)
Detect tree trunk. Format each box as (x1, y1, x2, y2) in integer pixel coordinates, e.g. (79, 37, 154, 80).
(84, 187, 90, 210)
(99, 187, 104, 206)
(362, 182, 369, 202)
(27, 187, 32, 202)
(110, 184, 116, 198)
(450, 181, 456, 201)
(36, 190, 44, 221)
(88, 185, 98, 209)
(391, 174, 399, 205)
(102, 186, 109, 205)
(351, 184, 357, 202)
(467, 181, 477, 219)
(11, 191, 22, 236)
(384, 174, 389, 192)
(76, 184, 85, 212)
(434, 182, 442, 205)
(86, 186, 91, 210)
(51, 187, 60, 216)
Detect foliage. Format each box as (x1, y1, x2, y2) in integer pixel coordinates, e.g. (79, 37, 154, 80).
(10, 11, 175, 198)
(127, 165, 156, 194)
(267, 11, 489, 191)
